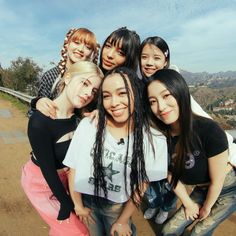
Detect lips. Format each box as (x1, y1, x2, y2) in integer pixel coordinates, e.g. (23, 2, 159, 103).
(79, 96, 87, 104)
(160, 110, 172, 118)
(103, 59, 115, 67)
(74, 52, 84, 58)
(144, 67, 156, 75)
(111, 108, 125, 117)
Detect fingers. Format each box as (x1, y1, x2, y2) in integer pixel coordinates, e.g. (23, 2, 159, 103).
(79, 215, 95, 226)
(57, 218, 70, 224)
(36, 98, 58, 119)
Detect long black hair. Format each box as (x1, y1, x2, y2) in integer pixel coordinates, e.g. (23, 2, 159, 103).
(99, 27, 140, 74)
(93, 66, 149, 203)
(145, 69, 195, 188)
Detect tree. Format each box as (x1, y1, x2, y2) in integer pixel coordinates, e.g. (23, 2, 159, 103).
(1, 57, 43, 95)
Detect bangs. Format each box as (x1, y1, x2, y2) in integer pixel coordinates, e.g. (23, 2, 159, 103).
(108, 33, 129, 54)
(70, 29, 97, 50)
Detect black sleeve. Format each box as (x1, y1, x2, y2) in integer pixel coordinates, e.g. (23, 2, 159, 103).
(28, 114, 74, 220)
(204, 120, 228, 158)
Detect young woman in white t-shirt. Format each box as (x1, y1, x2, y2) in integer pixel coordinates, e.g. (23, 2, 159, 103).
(63, 67, 168, 236)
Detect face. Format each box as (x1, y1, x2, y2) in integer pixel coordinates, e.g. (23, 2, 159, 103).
(102, 39, 126, 71)
(141, 44, 167, 77)
(65, 73, 101, 108)
(148, 81, 179, 127)
(67, 38, 93, 64)
(102, 73, 134, 125)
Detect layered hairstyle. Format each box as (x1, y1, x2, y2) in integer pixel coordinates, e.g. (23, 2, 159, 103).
(145, 69, 196, 188)
(58, 28, 100, 77)
(140, 36, 170, 78)
(99, 27, 141, 74)
(57, 60, 103, 94)
(93, 67, 149, 203)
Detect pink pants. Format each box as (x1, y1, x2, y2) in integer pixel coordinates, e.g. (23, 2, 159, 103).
(21, 160, 89, 236)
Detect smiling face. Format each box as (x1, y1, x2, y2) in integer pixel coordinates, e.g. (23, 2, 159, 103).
(65, 73, 101, 108)
(102, 73, 134, 126)
(67, 38, 93, 64)
(101, 39, 126, 71)
(148, 80, 179, 129)
(141, 44, 167, 77)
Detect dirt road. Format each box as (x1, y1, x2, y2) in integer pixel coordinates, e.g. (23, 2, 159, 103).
(0, 97, 235, 236)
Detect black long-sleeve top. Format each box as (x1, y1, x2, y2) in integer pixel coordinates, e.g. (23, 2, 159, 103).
(28, 110, 78, 220)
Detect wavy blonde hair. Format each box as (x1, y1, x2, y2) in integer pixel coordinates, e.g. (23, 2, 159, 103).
(55, 61, 103, 95)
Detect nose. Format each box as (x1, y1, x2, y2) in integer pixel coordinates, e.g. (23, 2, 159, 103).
(77, 43, 85, 52)
(106, 48, 114, 59)
(146, 57, 154, 66)
(158, 98, 166, 112)
(110, 95, 119, 107)
(84, 87, 93, 98)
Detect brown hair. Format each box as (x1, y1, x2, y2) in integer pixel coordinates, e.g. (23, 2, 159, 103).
(58, 28, 100, 77)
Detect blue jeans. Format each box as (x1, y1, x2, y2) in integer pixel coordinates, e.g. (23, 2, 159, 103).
(145, 179, 177, 211)
(82, 194, 136, 236)
(161, 168, 236, 236)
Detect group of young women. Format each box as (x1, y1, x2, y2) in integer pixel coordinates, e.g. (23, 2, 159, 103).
(21, 26, 236, 236)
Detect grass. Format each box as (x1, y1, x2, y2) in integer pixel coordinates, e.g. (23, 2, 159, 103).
(0, 91, 29, 115)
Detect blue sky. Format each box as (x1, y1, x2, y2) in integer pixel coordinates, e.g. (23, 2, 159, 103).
(1, 0, 236, 73)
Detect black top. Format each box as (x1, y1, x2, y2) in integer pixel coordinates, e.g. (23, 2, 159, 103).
(169, 117, 228, 185)
(28, 111, 78, 220)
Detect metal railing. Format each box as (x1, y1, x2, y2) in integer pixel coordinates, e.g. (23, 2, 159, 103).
(0, 86, 33, 104)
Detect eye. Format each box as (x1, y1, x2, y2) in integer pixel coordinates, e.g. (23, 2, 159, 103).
(85, 44, 92, 50)
(163, 93, 171, 99)
(119, 91, 127, 96)
(141, 55, 148, 60)
(103, 93, 110, 99)
(149, 100, 156, 105)
(105, 43, 111, 48)
(154, 56, 161, 60)
(82, 81, 89, 87)
(117, 50, 125, 56)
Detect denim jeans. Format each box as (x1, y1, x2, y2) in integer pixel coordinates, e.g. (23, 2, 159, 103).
(144, 179, 177, 211)
(82, 194, 136, 236)
(161, 168, 236, 236)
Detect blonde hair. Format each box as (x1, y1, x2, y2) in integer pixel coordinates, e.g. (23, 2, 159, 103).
(54, 61, 103, 95)
(58, 28, 100, 77)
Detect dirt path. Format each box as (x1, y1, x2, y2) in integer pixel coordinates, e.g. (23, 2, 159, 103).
(0, 97, 235, 236)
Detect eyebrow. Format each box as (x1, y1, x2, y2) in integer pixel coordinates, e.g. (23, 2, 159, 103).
(102, 87, 126, 93)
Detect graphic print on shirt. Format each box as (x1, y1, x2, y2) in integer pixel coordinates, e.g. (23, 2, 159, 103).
(88, 147, 131, 193)
(103, 162, 120, 181)
(172, 149, 201, 169)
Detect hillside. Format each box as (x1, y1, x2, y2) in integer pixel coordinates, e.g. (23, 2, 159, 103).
(181, 70, 236, 88)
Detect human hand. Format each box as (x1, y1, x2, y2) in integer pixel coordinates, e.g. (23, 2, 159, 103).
(199, 205, 211, 221)
(83, 109, 98, 124)
(110, 222, 132, 236)
(57, 218, 70, 224)
(36, 97, 58, 119)
(74, 206, 95, 226)
(184, 202, 200, 220)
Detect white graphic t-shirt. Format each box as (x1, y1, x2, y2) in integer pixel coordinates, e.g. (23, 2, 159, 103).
(63, 117, 167, 203)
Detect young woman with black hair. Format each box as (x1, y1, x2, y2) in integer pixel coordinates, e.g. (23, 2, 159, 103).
(63, 67, 167, 236)
(99, 27, 140, 75)
(146, 69, 236, 236)
(139, 36, 236, 224)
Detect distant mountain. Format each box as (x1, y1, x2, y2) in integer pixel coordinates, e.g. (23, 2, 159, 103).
(180, 70, 236, 88)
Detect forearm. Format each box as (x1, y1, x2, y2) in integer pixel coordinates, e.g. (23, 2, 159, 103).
(203, 180, 224, 209)
(68, 169, 82, 206)
(116, 199, 137, 224)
